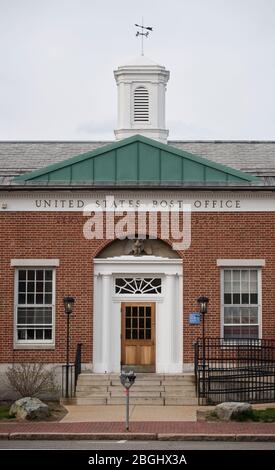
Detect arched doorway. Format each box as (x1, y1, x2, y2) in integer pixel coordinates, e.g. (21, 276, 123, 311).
(93, 239, 183, 373)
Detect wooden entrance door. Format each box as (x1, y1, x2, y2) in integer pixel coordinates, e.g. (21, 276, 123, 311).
(121, 303, 155, 370)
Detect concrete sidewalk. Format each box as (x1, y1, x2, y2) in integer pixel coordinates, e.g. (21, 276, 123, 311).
(61, 405, 198, 422)
(0, 420, 275, 441)
(60, 402, 275, 423)
(1, 403, 275, 441)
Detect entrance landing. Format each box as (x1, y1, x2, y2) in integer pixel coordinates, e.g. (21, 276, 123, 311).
(61, 405, 198, 423)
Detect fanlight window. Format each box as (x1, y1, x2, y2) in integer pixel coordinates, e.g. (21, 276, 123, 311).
(115, 278, 161, 295)
(134, 87, 149, 122)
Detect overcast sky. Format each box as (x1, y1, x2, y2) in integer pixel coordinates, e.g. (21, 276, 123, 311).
(0, 0, 274, 141)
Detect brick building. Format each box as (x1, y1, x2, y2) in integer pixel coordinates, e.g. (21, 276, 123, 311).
(0, 56, 274, 393)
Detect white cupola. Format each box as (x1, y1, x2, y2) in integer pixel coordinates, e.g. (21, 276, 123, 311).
(114, 56, 170, 143)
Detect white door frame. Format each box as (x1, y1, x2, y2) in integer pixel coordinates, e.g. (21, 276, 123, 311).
(93, 256, 183, 373)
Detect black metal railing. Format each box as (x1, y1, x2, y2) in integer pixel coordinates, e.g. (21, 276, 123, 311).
(194, 337, 275, 405)
(74, 342, 83, 389)
(61, 342, 83, 398)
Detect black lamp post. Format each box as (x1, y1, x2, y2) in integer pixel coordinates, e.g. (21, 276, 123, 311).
(197, 296, 209, 398)
(64, 296, 75, 398)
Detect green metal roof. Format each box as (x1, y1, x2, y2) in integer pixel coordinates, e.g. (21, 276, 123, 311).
(12, 134, 260, 186)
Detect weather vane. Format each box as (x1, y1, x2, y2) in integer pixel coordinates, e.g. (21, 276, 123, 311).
(135, 18, 153, 56)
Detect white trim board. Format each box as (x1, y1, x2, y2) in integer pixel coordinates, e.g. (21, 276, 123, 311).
(94, 256, 182, 266)
(217, 259, 265, 267)
(11, 259, 60, 267)
(1, 190, 275, 212)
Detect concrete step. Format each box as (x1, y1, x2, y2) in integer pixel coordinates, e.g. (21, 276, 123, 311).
(76, 391, 110, 398)
(164, 397, 198, 405)
(164, 384, 196, 392)
(108, 385, 165, 392)
(164, 379, 195, 384)
(162, 379, 195, 387)
(77, 375, 111, 381)
(163, 374, 195, 379)
(78, 373, 112, 377)
(76, 391, 196, 399)
(78, 374, 195, 381)
(111, 379, 162, 386)
(76, 384, 196, 390)
(77, 374, 110, 379)
(75, 373, 197, 406)
(77, 381, 111, 387)
(74, 397, 107, 405)
(76, 390, 166, 399)
(79, 373, 111, 380)
(81, 373, 123, 378)
(162, 391, 196, 398)
(107, 397, 164, 405)
(130, 373, 165, 379)
(110, 390, 161, 398)
(76, 385, 108, 392)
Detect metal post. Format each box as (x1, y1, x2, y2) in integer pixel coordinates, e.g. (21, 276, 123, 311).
(202, 312, 205, 398)
(126, 388, 129, 431)
(65, 313, 70, 399)
(120, 371, 136, 431)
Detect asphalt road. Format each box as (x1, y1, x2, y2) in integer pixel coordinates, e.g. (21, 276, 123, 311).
(0, 440, 274, 450)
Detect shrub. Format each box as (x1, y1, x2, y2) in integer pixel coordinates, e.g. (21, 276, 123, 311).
(6, 363, 59, 398)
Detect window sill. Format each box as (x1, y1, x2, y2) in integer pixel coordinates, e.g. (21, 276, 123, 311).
(14, 344, 55, 350)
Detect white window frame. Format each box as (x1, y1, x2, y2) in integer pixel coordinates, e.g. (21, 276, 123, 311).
(114, 276, 162, 296)
(14, 267, 56, 348)
(112, 274, 164, 301)
(220, 267, 262, 340)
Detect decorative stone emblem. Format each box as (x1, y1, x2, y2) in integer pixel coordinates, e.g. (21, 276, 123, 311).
(131, 239, 145, 256)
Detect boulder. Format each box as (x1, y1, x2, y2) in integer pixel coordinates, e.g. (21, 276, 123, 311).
(9, 397, 50, 420)
(215, 402, 252, 421)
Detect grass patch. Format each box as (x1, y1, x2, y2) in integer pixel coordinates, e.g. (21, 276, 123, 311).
(250, 408, 275, 422)
(233, 408, 275, 422)
(0, 405, 11, 420)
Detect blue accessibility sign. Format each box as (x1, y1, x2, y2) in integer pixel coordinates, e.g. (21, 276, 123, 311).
(189, 312, 201, 325)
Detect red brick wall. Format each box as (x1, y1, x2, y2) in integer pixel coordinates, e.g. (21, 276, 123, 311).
(0, 211, 274, 365)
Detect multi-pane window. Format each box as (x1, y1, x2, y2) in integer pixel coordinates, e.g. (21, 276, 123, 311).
(16, 269, 55, 343)
(222, 269, 260, 339)
(115, 278, 161, 295)
(125, 305, 152, 340)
